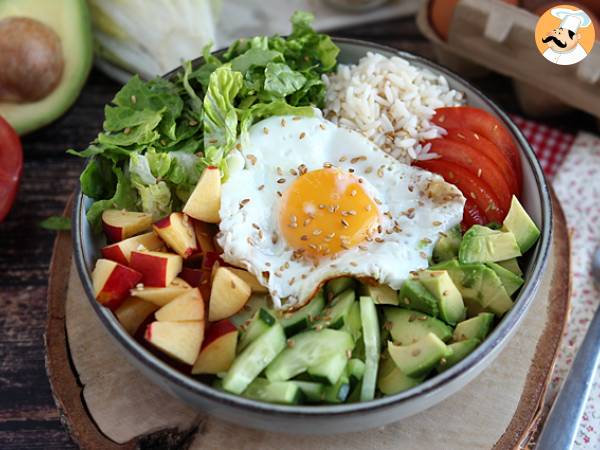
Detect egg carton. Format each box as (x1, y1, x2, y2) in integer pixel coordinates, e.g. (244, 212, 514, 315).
(416, 0, 600, 119)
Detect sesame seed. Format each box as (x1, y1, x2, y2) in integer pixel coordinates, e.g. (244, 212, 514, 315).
(288, 277, 296, 286)
(341, 219, 349, 228)
(123, 127, 131, 135)
(440, 358, 447, 366)
(309, 244, 318, 250)
(252, 223, 260, 230)
(288, 222, 298, 229)
(312, 229, 322, 236)
(258, 230, 264, 240)
(339, 156, 347, 162)
(477, 168, 482, 177)
(263, 127, 269, 135)
(318, 204, 326, 209)
(319, 124, 326, 130)
(365, 204, 372, 212)
(303, 218, 312, 226)
(271, 233, 278, 244)
(432, 220, 442, 226)
(403, 297, 410, 305)
(377, 225, 383, 233)
(375, 237, 384, 243)
(298, 164, 307, 175)
(277, 191, 282, 197)
(274, 272, 282, 278)
(420, 252, 428, 259)
(130, 95, 137, 104)
(323, 162, 333, 168)
(299, 132, 306, 140)
(473, 133, 480, 140)
(301, 235, 308, 241)
(289, 168, 298, 176)
(326, 232, 336, 239)
(136, 283, 144, 289)
(350, 261, 358, 267)
(358, 245, 368, 251)
(350, 156, 367, 164)
(470, 192, 477, 200)
(457, 133, 465, 139)
(290, 215, 297, 223)
(349, 168, 355, 173)
(239, 198, 250, 208)
(417, 315, 428, 321)
(247, 237, 255, 246)
(280, 118, 287, 127)
(293, 116, 301, 121)
(350, 189, 357, 197)
(287, 339, 295, 348)
(408, 185, 414, 192)
(438, 114, 446, 123)
(247, 154, 257, 165)
(377, 166, 385, 177)
(375, 198, 382, 205)
(258, 184, 264, 191)
(365, 166, 373, 174)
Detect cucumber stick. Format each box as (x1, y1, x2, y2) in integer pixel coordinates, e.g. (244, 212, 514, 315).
(238, 308, 276, 352)
(359, 296, 380, 401)
(222, 323, 286, 395)
(242, 378, 301, 404)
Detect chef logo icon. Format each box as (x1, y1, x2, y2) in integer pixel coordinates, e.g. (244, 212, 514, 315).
(535, 4, 595, 65)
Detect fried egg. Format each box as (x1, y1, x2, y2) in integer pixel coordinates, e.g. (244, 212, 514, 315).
(217, 114, 465, 309)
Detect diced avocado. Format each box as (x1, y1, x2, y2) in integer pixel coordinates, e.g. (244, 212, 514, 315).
(414, 270, 465, 325)
(388, 333, 452, 377)
(502, 196, 541, 253)
(398, 279, 439, 317)
(322, 373, 351, 403)
(291, 381, 324, 403)
(486, 262, 524, 296)
(265, 329, 353, 383)
(437, 338, 481, 372)
(383, 308, 452, 345)
(312, 289, 356, 331)
(278, 291, 325, 337)
(238, 307, 276, 352)
(459, 225, 521, 264)
(453, 313, 494, 342)
(359, 296, 380, 401)
(326, 277, 355, 299)
(433, 225, 462, 263)
(0, 0, 93, 134)
(377, 354, 424, 395)
(360, 282, 399, 306)
(497, 258, 523, 276)
(242, 378, 301, 405)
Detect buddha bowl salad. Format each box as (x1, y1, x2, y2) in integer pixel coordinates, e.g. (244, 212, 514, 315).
(73, 12, 541, 405)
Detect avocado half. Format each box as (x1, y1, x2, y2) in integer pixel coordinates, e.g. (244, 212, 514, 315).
(0, 0, 93, 135)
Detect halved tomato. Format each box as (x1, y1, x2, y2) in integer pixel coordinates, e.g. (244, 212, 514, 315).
(425, 138, 512, 213)
(442, 128, 520, 195)
(432, 107, 522, 180)
(0, 116, 23, 222)
(414, 159, 506, 224)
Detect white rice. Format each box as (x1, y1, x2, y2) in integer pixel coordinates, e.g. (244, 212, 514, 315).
(323, 52, 465, 163)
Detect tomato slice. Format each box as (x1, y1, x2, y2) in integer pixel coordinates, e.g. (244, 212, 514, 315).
(442, 128, 520, 195)
(414, 159, 506, 223)
(463, 199, 487, 229)
(426, 138, 512, 213)
(432, 107, 522, 181)
(0, 116, 23, 222)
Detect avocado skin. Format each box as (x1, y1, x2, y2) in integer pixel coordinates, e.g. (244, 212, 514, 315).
(459, 225, 521, 264)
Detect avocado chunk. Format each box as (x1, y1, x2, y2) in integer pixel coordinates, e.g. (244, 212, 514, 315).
(433, 225, 462, 263)
(497, 258, 523, 276)
(436, 339, 481, 372)
(486, 262, 524, 296)
(359, 282, 399, 306)
(459, 225, 521, 264)
(398, 279, 439, 317)
(384, 307, 452, 345)
(413, 270, 465, 325)
(502, 196, 541, 253)
(0, 0, 93, 134)
(453, 313, 494, 342)
(377, 354, 424, 395)
(388, 333, 452, 377)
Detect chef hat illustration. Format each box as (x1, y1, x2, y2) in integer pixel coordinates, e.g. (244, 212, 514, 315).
(551, 8, 592, 33)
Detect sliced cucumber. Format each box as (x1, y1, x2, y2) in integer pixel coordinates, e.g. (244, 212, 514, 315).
(242, 378, 301, 404)
(265, 329, 353, 382)
(377, 354, 424, 395)
(343, 301, 362, 342)
(347, 358, 366, 386)
(322, 373, 351, 404)
(326, 277, 356, 299)
(359, 296, 380, 402)
(384, 308, 453, 345)
(291, 380, 325, 403)
(278, 291, 325, 337)
(230, 294, 270, 328)
(238, 308, 276, 352)
(360, 283, 399, 306)
(307, 351, 349, 385)
(437, 338, 481, 372)
(312, 289, 356, 330)
(222, 323, 286, 395)
(387, 332, 452, 378)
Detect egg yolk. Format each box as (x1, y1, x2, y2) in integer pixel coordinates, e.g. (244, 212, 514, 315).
(279, 168, 379, 258)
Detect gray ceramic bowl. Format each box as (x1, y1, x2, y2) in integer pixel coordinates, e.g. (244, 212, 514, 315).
(73, 38, 552, 434)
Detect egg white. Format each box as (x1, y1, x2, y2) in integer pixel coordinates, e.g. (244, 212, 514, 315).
(217, 114, 465, 309)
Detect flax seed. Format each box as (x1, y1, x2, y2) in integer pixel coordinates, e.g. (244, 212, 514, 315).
(301, 235, 308, 241)
(299, 132, 306, 140)
(240, 198, 250, 208)
(289, 168, 298, 176)
(341, 219, 349, 228)
(258, 184, 264, 191)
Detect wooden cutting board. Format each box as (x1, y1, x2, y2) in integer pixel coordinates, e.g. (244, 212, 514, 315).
(45, 192, 570, 450)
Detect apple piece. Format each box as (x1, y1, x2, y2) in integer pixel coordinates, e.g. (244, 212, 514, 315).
(183, 166, 221, 223)
(131, 285, 190, 307)
(155, 288, 205, 322)
(115, 297, 159, 335)
(192, 320, 238, 374)
(228, 268, 268, 294)
(193, 220, 217, 254)
(101, 231, 163, 266)
(92, 259, 143, 310)
(145, 321, 204, 365)
(171, 277, 192, 288)
(102, 209, 153, 243)
(209, 267, 252, 321)
(130, 251, 182, 287)
(153, 212, 198, 258)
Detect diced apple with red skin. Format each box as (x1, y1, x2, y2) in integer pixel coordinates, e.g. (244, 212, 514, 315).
(102, 209, 152, 243)
(193, 220, 217, 254)
(192, 320, 238, 374)
(130, 251, 182, 287)
(115, 297, 159, 335)
(92, 259, 143, 310)
(183, 166, 221, 223)
(209, 267, 252, 321)
(131, 284, 190, 307)
(153, 212, 198, 258)
(228, 268, 268, 294)
(101, 231, 163, 266)
(145, 321, 204, 365)
(155, 288, 205, 322)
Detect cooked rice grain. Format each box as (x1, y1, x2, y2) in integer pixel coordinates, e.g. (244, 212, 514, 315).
(323, 52, 464, 163)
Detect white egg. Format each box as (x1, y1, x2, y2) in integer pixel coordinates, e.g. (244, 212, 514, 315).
(217, 114, 465, 309)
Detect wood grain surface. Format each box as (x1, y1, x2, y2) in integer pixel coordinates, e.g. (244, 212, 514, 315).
(0, 15, 592, 449)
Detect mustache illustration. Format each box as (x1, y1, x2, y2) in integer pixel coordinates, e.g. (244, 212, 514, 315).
(542, 35, 567, 48)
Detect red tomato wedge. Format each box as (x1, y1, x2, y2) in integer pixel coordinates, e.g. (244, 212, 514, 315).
(442, 128, 521, 195)
(425, 138, 512, 213)
(0, 116, 23, 222)
(432, 107, 522, 181)
(414, 159, 506, 224)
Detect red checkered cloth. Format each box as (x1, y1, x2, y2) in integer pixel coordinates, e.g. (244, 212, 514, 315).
(510, 115, 575, 178)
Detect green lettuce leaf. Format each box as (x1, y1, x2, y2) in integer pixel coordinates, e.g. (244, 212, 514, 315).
(137, 181, 172, 220)
(263, 62, 306, 97)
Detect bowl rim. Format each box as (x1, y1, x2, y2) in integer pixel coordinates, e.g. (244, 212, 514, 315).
(73, 37, 552, 417)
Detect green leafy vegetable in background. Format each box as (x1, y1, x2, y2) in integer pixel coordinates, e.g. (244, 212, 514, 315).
(70, 11, 339, 231)
(40, 216, 72, 231)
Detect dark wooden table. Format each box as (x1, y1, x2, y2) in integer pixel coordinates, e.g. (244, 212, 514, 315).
(0, 16, 594, 449)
